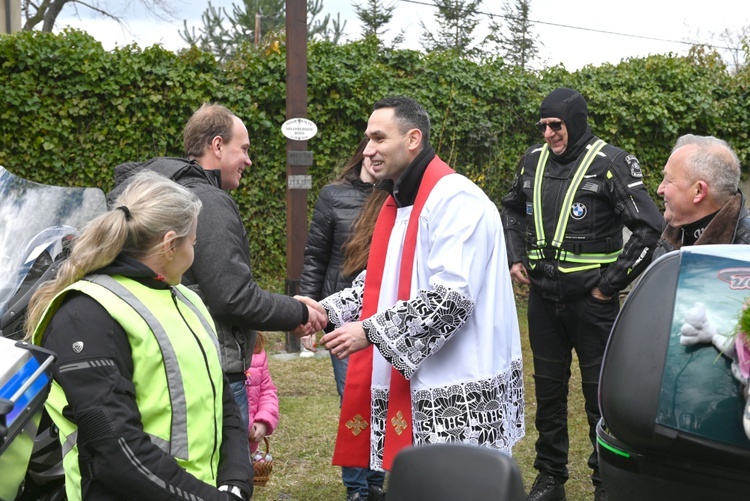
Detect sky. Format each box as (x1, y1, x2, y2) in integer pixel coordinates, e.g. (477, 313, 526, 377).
(55, 0, 749, 71)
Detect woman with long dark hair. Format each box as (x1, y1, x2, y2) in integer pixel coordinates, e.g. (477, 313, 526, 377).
(299, 138, 386, 501)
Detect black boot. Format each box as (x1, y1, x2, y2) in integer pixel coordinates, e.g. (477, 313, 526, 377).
(527, 471, 566, 501)
(367, 485, 386, 501)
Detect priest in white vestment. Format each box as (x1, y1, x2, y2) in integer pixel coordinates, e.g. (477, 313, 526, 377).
(319, 96, 525, 472)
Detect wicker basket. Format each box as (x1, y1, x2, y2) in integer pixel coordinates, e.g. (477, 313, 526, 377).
(252, 437, 273, 486)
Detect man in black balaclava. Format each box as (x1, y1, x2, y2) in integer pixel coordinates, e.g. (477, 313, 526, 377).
(501, 88, 663, 501)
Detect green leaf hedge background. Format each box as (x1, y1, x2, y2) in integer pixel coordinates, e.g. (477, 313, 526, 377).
(1, 29, 747, 288)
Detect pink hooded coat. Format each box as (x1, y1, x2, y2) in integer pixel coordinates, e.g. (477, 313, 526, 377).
(245, 349, 279, 453)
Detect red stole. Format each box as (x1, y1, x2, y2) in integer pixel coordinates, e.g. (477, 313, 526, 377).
(332, 156, 454, 471)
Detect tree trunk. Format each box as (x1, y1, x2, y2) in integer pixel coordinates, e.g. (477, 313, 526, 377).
(41, 0, 70, 32)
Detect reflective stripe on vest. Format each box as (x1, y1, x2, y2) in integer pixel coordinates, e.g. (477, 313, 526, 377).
(91, 274, 191, 458)
(532, 144, 551, 247)
(62, 430, 77, 457)
(531, 140, 611, 263)
(528, 248, 622, 263)
(87, 275, 222, 473)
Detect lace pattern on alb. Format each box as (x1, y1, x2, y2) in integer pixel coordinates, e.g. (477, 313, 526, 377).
(368, 359, 525, 470)
(321, 271, 366, 328)
(363, 284, 475, 379)
(369, 387, 388, 471)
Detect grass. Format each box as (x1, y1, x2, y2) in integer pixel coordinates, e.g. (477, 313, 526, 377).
(254, 293, 595, 501)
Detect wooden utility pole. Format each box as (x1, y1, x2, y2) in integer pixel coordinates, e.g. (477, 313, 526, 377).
(284, 0, 310, 352)
(254, 13, 261, 46)
(1, 0, 21, 34)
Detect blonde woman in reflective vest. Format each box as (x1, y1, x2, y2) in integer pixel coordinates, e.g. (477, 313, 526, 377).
(26, 171, 252, 501)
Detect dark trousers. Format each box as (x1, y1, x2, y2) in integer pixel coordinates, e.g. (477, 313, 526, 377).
(528, 288, 619, 486)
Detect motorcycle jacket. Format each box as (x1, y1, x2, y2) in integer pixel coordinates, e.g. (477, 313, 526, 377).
(501, 134, 663, 300)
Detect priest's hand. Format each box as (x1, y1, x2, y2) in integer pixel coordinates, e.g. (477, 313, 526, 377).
(321, 322, 370, 359)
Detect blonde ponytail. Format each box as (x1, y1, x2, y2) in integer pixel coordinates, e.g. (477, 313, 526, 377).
(25, 171, 201, 340)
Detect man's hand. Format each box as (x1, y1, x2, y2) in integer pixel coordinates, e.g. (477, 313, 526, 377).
(320, 322, 370, 359)
(509, 261, 530, 285)
(218, 485, 246, 501)
(590, 287, 613, 301)
(305, 304, 327, 332)
(290, 296, 328, 337)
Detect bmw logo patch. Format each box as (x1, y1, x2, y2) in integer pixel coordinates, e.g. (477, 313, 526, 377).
(571, 202, 587, 220)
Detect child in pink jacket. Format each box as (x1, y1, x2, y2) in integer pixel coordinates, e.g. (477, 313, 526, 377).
(245, 332, 279, 454)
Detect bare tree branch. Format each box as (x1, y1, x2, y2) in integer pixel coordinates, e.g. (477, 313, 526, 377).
(23, 0, 177, 33)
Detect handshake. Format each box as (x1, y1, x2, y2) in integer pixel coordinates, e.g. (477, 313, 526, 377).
(289, 295, 370, 359)
(291, 295, 328, 338)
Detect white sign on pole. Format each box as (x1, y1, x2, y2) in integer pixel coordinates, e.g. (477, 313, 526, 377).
(281, 118, 318, 141)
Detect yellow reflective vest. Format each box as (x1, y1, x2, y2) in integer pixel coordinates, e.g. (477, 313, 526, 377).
(33, 275, 223, 501)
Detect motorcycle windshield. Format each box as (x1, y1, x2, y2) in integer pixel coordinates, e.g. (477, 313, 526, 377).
(0, 166, 106, 316)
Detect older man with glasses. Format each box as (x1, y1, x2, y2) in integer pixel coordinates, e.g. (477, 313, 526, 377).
(501, 88, 663, 501)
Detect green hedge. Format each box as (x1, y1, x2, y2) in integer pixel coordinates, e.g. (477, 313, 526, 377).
(1, 30, 748, 288)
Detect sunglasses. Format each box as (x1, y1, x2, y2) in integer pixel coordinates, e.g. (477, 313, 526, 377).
(535, 121, 564, 134)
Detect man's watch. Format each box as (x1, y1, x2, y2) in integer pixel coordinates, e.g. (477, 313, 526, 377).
(218, 484, 244, 500)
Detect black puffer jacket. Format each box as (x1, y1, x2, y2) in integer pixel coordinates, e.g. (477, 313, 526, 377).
(299, 178, 374, 300)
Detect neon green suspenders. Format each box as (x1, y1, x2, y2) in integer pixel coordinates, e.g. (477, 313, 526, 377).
(530, 140, 621, 272)
(532, 144, 551, 248)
